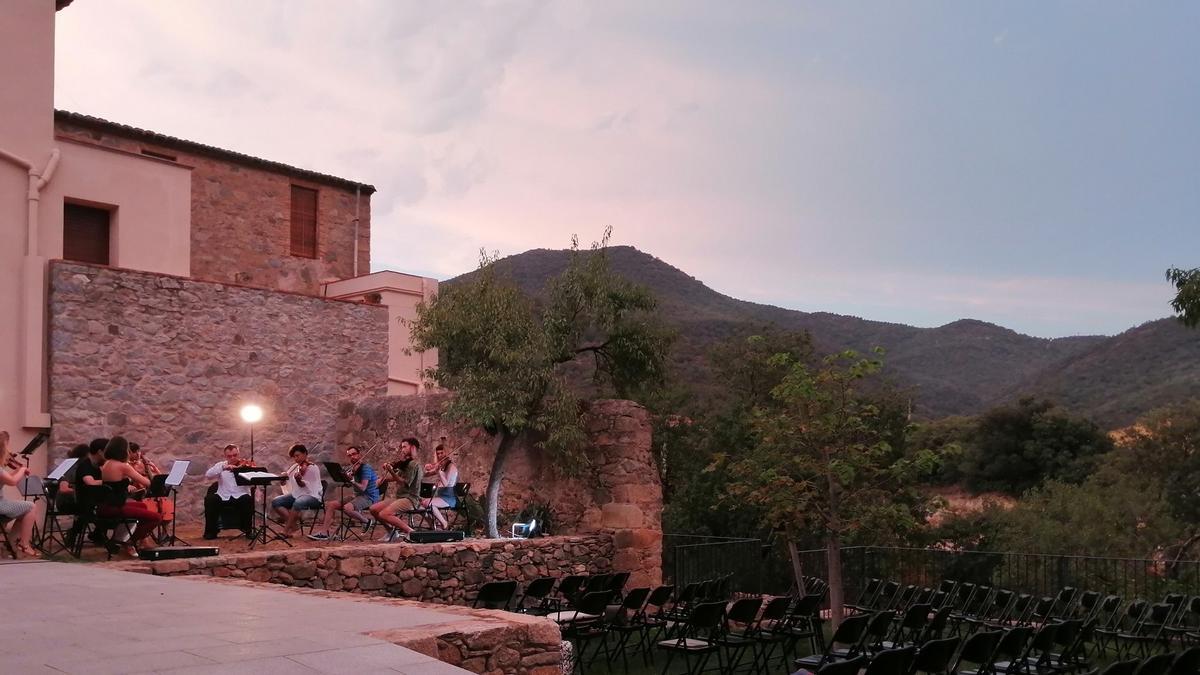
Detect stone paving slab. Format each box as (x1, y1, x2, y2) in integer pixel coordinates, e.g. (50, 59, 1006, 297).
(0, 561, 470, 674)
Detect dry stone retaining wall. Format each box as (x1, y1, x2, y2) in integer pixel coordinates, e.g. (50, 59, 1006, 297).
(337, 394, 664, 587)
(47, 261, 388, 514)
(124, 534, 614, 606)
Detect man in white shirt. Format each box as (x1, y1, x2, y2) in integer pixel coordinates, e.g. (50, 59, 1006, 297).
(272, 444, 323, 536)
(203, 444, 253, 540)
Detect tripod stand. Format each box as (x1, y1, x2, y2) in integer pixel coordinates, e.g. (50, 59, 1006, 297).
(234, 469, 289, 548)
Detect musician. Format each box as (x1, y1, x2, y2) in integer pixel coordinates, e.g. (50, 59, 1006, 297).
(272, 444, 323, 536)
(424, 443, 459, 530)
(127, 442, 160, 497)
(370, 437, 424, 542)
(97, 436, 162, 556)
(54, 443, 91, 516)
(309, 445, 378, 541)
(65, 438, 108, 549)
(128, 441, 172, 541)
(0, 431, 38, 558)
(202, 443, 254, 540)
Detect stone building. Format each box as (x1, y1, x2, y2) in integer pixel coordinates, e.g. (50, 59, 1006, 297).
(0, 0, 436, 488)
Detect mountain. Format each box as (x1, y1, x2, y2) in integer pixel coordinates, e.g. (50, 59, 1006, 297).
(445, 246, 1199, 427)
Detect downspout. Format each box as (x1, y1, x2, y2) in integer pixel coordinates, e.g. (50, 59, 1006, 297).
(1, 146, 61, 429)
(352, 185, 360, 277)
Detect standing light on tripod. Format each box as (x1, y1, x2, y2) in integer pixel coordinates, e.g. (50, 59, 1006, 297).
(240, 404, 263, 463)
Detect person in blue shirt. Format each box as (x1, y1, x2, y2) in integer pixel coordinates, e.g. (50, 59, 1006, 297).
(309, 445, 379, 540)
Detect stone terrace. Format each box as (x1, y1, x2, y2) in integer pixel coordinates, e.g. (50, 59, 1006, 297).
(1, 560, 565, 674)
(113, 534, 616, 606)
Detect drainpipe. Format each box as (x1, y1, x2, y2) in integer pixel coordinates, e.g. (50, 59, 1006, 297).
(352, 186, 360, 277)
(1, 146, 61, 429)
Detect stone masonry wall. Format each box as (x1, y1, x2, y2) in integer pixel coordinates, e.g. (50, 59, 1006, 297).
(336, 395, 664, 588)
(55, 116, 371, 296)
(47, 261, 388, 514)
(122, 535, 614, 606)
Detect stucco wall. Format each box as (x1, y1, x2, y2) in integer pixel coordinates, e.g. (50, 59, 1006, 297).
(337, 394, 664, 587)
(47, 261, 388, 513)
(54, 116, 371, 296)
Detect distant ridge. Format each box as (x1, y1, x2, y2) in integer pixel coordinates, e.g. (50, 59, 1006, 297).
(446, 246, 1199, 427)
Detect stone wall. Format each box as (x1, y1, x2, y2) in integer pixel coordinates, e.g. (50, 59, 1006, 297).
(47, 261, 388, 514)
(336, 395, 664, 587)
(121, 535, 614, 605)
(55, 114, 372, 296)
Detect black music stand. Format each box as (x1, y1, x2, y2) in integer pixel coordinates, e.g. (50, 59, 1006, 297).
(158, 460, 190, 546)
(321, 461, 363, 541)
(234, 468, 289, 548)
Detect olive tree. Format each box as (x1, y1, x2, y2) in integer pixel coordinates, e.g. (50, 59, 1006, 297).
(409, 233, 671, 538)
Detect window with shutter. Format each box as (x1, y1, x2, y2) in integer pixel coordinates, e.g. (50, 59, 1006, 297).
(63, 202, 111, 265)
(290, 185, 318, 258)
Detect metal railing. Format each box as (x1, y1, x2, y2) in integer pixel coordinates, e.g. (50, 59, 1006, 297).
(663, 534, 781, 595)
(789, 546, 1200, 606)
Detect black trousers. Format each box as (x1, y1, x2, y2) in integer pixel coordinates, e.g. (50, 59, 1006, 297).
(204, 493, 253, 537)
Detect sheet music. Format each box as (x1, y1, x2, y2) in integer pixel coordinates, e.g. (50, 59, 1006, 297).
(47, 458, 77, 481)
(238, 471, 282, 480)
(165, 460, 190, 486)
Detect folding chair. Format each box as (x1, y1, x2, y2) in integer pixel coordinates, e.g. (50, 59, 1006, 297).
(951, 629, 1002, 675)
(607, 587, 652, 672)
(473, 580, 518, 610)
(654, 600, 726, 675)
(713, 596, 763, 673)
(794, 612, 872, 670)
(514, 577, 557, 615)
(0, 515, 18, 559)
(910, 637, 961, 675)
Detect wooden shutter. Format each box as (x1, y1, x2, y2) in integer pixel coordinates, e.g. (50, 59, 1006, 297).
(63, 203, 111, 265)
(290, 185, 318, 258)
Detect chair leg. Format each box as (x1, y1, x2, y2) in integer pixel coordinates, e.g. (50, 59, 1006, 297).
(0, 518, 17, 559)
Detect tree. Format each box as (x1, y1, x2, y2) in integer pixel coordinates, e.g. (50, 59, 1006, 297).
(409, 233, 672, 538)
(1166, 266, 1200, 327)
(959, 398, 1112, 495)
(719, 349, 936, 624)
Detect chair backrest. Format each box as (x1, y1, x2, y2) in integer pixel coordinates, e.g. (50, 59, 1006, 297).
(585, 573, 612, 595)
(522, 577, 556, 600)
(557, 574, 587, 600)
(954, 630, 1002, 674)
(828, 612, 871, 650)
(608, 571, 630, 595)
(792, 593, 823, 618)
(912, 637, 961, 675)
(418, 482, 435, 499)
(1167, 646, 1200, 675)
(818, 655, 868, 675)
(1101, 660, 1141, 675)
(994, 625, 1031, 660)
(855, 578, 883, 606)
(474, 580, 518, 610)
(725, 597, 763, 626)
(1077, 591, 1100, 619)
(453, 482, 471, 498)
(645, 585, 674, 611)
(901, 603, 933, 630)
(687, 600, 726, 633)
(1097, 595, 1125, 629)
(923, 606, 953, 641)
(760, 595, 792, 623)
(865, 646, 916, 675)
(621, 586, 650, 613)
(866, 610, 896, 642)
(1135, 653, 1177, 675)
(576, 590, 616, 617)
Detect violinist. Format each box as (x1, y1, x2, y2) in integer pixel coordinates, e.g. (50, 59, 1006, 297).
(309, 445, 378, 541)
(202, 443, 254, 540)
(128, 441, 173, 541)
(0, 431, 38, 558)
(272, 444, 323, 536)
(423, 443, 459, 530)
(97, 436, 162, 557)
(127, 442, 160, 498)
(370, 437, 424, 543)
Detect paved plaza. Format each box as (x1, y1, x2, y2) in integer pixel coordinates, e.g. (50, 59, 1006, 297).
(0, 560, 470, 674)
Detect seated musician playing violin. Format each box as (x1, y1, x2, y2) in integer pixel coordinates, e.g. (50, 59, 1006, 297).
(272, 444, 323, 536)
(369, 437, 424, 543)
(202, 443, 254, 540)
(309, 445, 378, 541)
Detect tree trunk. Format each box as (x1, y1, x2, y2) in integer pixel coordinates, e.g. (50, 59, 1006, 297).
(826, 530, 845, 628)
(788, 537, 805, 596)
(485, 431, 518, 539)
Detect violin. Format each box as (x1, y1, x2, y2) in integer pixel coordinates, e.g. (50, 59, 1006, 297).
(223, 458, 253, 471)
(291, 460, 310, 488)
(4, 456, 22, 471)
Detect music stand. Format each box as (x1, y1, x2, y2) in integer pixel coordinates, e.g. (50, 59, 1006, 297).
(234, 468, 289, 548)
(36, 458, 78, 556)
(322, 461, 362, 541)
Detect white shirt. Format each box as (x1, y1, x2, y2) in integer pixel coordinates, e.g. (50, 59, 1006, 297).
(205, 460, 252, 500)
(282, 463, 322, 500)
(438, 464, 459, 489)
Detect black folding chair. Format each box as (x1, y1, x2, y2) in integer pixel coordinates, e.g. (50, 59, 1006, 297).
(713, 596, 763, 673)
(561, 590, 617, 674)
(1099, 659, 1140, 675)
(910, 637, 961, 675)
(951, 629, 1002, 675)
(1134, 653, 1177, 675)
(472, 580, 517, 610)
(865, 646, 917, 675)
(608, 587, 652, 672)
(514, 577, 557, 615)
(655, 600, 725, 675)
(794, 612, 872, 670)
(1167, 646, 1200, 675)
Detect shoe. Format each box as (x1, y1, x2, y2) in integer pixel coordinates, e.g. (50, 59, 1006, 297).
(307, 532, 329, 541)
(362, 519, 374, 532)
(378, 529, 396, 543)
(202, 534, 217, 541)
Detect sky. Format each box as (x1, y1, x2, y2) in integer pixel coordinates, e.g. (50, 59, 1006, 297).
(54, 1, 1200, 338)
